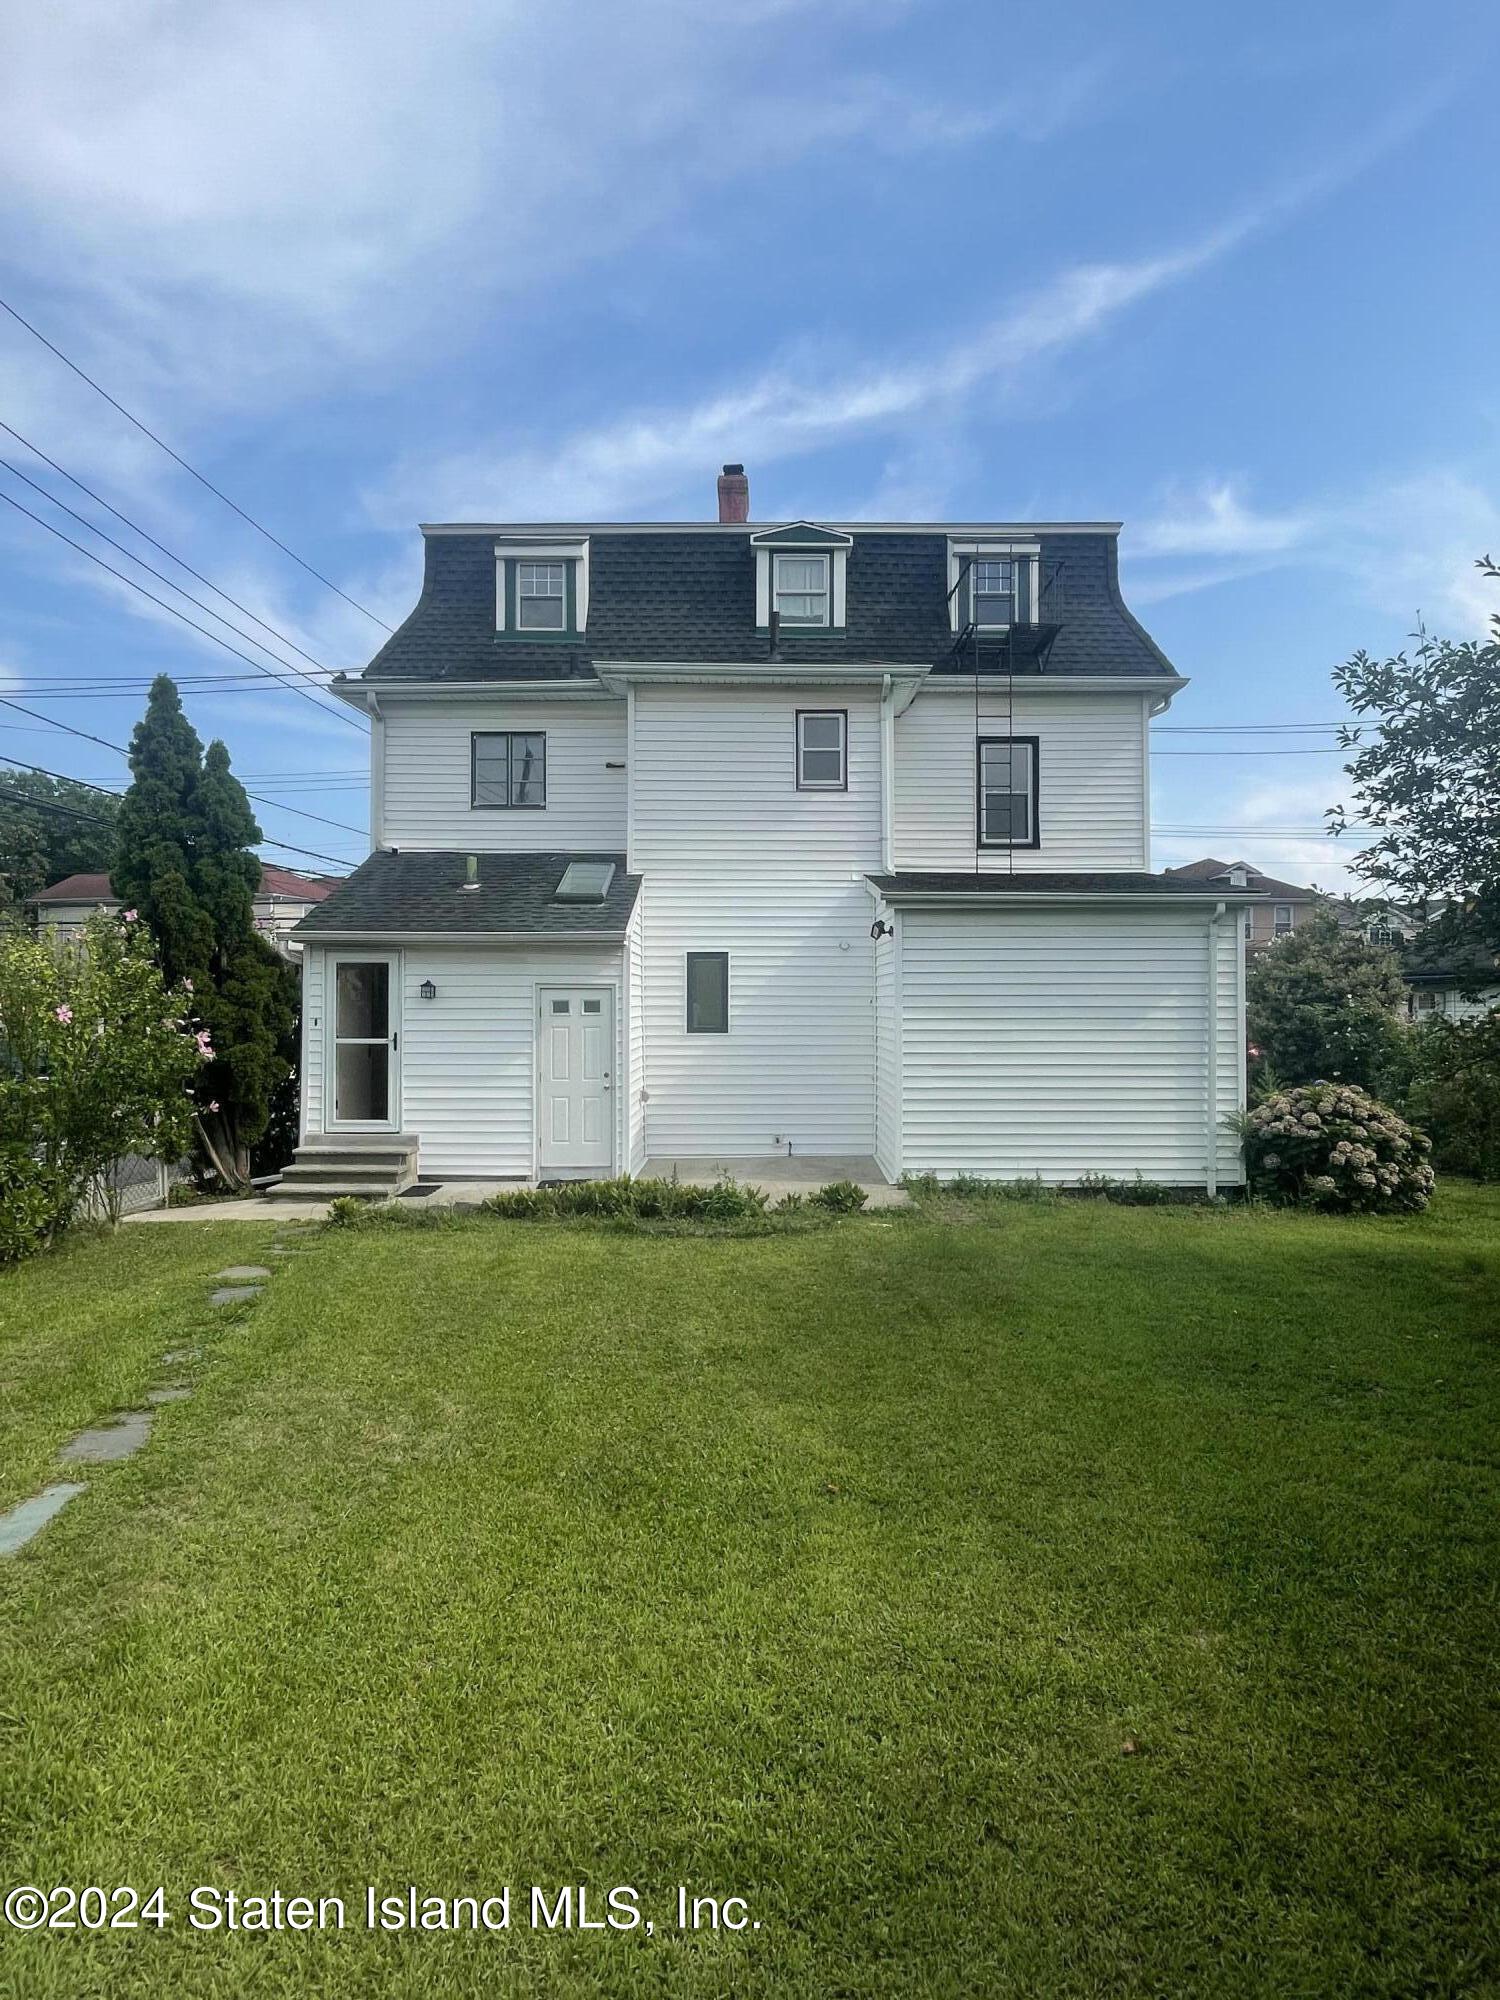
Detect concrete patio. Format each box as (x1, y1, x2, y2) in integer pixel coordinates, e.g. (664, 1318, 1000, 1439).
(640, 1155, 908, 1208)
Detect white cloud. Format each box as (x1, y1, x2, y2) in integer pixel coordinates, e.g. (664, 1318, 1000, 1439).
(1128, 469, 1500, 637)
(1153, 773, 1372, 895)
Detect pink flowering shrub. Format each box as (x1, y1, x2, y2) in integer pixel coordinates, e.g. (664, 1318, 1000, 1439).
(1241, 1082, 1434, 1214)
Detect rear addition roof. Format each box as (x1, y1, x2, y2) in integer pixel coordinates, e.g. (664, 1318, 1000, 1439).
(293, 850, 640, 939)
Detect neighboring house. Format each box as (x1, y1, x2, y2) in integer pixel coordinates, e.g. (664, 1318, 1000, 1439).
(285, 465, 1261, 1195)
(1165, 858, 1325, 950)
(30, 866, 338, 953)
(1403, 939, 1500, 1024)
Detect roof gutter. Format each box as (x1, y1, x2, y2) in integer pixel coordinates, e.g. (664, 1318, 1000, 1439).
(864, 885, 1269, 908)
(294, 928, 630, 944)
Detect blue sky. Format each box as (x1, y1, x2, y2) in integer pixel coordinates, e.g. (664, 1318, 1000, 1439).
(0, 0, 1495, 888)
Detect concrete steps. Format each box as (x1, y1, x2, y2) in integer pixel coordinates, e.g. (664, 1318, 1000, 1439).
(268, 1134, 419, 1202)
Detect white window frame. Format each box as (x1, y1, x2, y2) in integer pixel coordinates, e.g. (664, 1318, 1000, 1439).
(773, 551, 831, 628)
(516, 560, 567, 631)
(494, 539, 590, 634)
(1273, 903, 1294, 935)
(947, 539, 1040, 631)
(796, 709, 847, 790)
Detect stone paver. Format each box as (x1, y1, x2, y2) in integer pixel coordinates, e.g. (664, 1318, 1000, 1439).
(162, 1347, 200, 1365)
(145, 1386, 190, 1405)
(0, 1482, 87, 1557)
(60, 1412, 153, 1464)
(209, 1285, 262, 1307)
(213, 1265, 272, 1282)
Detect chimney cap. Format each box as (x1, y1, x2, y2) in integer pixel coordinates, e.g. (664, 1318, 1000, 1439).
(722, 462, 744, 475)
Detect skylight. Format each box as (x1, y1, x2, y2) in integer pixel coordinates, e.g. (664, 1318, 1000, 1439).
(554, 861, 616, 903)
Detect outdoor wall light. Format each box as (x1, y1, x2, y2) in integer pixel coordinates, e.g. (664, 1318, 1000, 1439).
(419, 979, 438, 1000)
(870, 919, 894, 940)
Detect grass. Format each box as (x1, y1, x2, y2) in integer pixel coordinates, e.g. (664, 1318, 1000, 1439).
(0, 1187, 1497, 1996)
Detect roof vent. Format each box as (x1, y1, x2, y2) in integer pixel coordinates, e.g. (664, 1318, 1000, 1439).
(554, 861, 616, 903)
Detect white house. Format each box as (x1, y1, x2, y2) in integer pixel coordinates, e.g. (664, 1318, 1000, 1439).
(281, 467, 1259, 1197)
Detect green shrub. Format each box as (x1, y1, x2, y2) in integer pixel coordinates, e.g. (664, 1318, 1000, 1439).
(898, 1171, 942, 1198)
(326, 1195, 369, 1228)
(0, 1151, 74, 1264)
(481, 1174, 771, 1224)
(1072, 1171, 1115, 1198)
(810, 1179, 867, 1213)
(1241, 1082, 1434, 1213)
(1105, 1174, 1176, 1206)
(1406, 1014, 1500, 1181)
(774, 1191, 807, 1210)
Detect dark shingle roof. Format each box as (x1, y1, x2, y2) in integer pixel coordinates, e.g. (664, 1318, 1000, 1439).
(868, 870, 1268, 899)
(1166, 857, 1322, 900)
(293, 851, 639, 938)
(358, 528, 1175, 685)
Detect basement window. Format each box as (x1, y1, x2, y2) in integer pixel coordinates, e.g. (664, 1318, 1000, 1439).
(686, 952, 729, 1034)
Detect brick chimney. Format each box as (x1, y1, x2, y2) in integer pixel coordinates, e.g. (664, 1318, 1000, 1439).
(716, 462, 749, 523)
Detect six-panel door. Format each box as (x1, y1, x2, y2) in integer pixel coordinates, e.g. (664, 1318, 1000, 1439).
(537, 987, 614, 1175)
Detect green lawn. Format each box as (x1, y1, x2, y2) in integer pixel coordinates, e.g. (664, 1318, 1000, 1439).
(1, 1189, 1497, 1997)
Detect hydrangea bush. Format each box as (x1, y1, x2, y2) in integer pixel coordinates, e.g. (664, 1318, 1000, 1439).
(1241, 1081, 1434, 1213)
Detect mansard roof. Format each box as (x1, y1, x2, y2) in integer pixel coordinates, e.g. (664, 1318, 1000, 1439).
(357, 524, 1177, 687)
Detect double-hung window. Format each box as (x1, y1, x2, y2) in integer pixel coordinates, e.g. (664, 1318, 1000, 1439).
(516, 561, 566, 630)
(796, 710, 847, 790)
(472, 731, 546, 808)
(972, 557, 1019, 627)
(773, 552, 830, 626)
(976, 736, 1038, 849)
(1273, 903, 1293, 936)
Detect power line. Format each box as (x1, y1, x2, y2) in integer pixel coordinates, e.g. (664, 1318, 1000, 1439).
(0, 449, 349, 710)
(0, 773, 353, 869)
(1154, 747, 1349, 757)
(0, 707, 368, 840)
(0, 291, 393, 633)
(0, 487, 364, 732)
(0, 415, 357, 679)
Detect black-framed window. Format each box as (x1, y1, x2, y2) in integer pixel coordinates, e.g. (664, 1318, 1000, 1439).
(976, 736, 1039, 848)
(773, 552, 830, 626)
(472, 731, 546, 808)
(796, 709, 847, 790)
(686, 952, 729, 1034)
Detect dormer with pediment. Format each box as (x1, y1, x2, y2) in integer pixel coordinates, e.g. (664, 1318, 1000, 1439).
(749, 522, 854, 633)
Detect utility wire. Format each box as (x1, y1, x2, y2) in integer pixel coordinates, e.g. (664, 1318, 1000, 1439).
(0, 706, 368, 839)
(0, 415, 356, 676)
(0, 488, 364, 732)
(0, 291, 392, 632)
(0, 775, 353, 869)
(0, 449, 349, 708)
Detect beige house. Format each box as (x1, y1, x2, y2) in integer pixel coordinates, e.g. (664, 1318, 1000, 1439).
(1165, 858, 1323, 950)
(29, 866, 338, 955)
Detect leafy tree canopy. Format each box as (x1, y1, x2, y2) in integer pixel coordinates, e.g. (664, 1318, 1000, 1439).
(1331, 556, 1500, 961)
(0, 770, 120, 906)
(1246, 911, 1408, 1093)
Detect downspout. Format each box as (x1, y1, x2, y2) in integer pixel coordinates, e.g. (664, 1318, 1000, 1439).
(880, 675, 895, 874)
(1205, 901, 1225, 1195)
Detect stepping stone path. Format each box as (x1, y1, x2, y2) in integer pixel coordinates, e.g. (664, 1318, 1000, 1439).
(60, 1411, 153, 1464)
(0, 1483, 87, 1556)
(4, 1235, 293, 1557)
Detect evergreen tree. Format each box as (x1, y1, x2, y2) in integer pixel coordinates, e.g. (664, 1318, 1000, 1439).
(113, 676, 298, 1186)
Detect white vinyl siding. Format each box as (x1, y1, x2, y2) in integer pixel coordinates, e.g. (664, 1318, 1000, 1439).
(626, 900, 647, 1173)
(631, 685, 881, 1156)
(894, 689, 1149, 871)
(872, 900, 900, 1182)
(302, 942, 623, 1178)
(300, 947, 325, 1143)
(897, 906, 1244, 1184)
(380, 698, 626, 850)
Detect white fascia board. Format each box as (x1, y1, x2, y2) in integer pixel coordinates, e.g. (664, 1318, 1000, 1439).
(297, 929, 630, 944)
(869, 888, 1268, 908)
(594, 664, 930, 696)
(331, 678, 618, 707)
(917, 673, 1190, 698)
(421, 521, 1124, 538)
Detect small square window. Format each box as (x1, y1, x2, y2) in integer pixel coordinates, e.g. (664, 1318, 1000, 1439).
(774, 552, 829, 626)
(797, 710, 847, 790)
(686, 952, 729, 1034)
(551, 999, 570, 1014)
(582, 999, 601, 1014)
(472, 732, 546, 809)
(517, 561, 566, 630)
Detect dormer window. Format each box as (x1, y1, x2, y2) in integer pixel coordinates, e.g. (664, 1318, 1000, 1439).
(495, 539, 589, 638)
(972, 558, 1017, 628)
(751, 523, 851, 631)
(948, 540, 1040, 631)
(774, 553, 830, 627)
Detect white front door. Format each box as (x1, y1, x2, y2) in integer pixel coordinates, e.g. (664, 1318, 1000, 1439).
(328, 954, 400, 1129)
(538, 987, 614, 1177)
